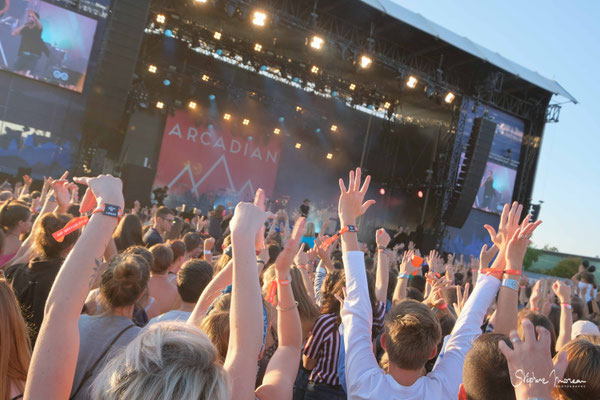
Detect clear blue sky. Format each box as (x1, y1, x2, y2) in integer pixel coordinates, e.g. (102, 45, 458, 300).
(392, 0, 600, 257)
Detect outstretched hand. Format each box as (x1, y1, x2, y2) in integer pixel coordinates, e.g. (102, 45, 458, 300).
(376, 228, 391, 248)
(73, 174, 124, 210)
(338, 167, 375, 226)
(276, 217, 307, 276)
(484, 201, 524, 250)
(229, 202, 267, 238)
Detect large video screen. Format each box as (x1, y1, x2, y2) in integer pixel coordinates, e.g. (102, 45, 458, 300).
(0, 0, 98, 92)
(473, 161, 517, 214)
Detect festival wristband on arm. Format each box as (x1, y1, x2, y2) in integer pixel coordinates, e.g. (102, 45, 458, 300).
(319, 226, 357, 250)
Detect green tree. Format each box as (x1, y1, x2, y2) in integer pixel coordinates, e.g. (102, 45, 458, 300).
(542, 244, 559, 252)
(523, 247, 541, 271)
(547, 257, 581, 278)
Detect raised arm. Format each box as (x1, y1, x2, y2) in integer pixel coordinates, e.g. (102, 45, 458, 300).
(25, 175, 123, 400)
(256, 217, 306, 400)
(392, 250, 417, 305)
(223, 191, 267, 400)
(552, 280, 573, 352)
(375, 228, 390, 304)
(187, 259, 232, 327)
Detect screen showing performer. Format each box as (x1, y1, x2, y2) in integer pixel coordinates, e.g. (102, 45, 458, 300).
(0, 0, 98, 92)
(473, 161, 517, 214)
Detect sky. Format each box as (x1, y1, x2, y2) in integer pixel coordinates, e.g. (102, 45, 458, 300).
(390, 0, 600, 257)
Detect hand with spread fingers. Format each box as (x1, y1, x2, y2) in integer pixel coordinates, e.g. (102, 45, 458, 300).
(338, 167, 376, 227)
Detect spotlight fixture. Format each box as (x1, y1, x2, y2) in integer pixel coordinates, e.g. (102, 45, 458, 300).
(296, 106, 302, 112)
(310, 35, 324, 50)
(243, 119, 250, 125)
(349, 83, 356, 91)
(273, 128, 280, 135)
(295, 142, 302, 149)
(223, 113, 231, 120)
(326, 153, 333, 160)
(252, 11, 267, 26)
(202, 74, 210, 81)
(214, 31, 222, 40)
(156, 101, 164, 109)
(330, 125, 338, 132)
(379, 188, 386, 195)
(148, 65, 157, 73)
(407, 76, 418, 88)
(417, 190, 424, 198)
(359, 55, 372, 69)
(311, 65, 319, 74)
(156, 14, 166, 23)
(194, 0, 207, 3)
(384, 101, 391, 109)
(188, 101, 197, 109)
(444, 92, 456, 104)
(254, 43, 262, 52)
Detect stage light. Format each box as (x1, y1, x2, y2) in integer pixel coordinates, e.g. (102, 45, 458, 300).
(330, 125, 338, 132)
(296, 106, 302, 112)
(156, 14, 166, 23)
(359, 55, 372, 69)
(202, 74, 210, 81)
(208, 94, 216, 101)
(164, 29, 173, 38)
(188, 101, 197, 109)
(407, 76, 418, 88)
(349, 83, 356, 91)
(223, 113, 231, 120)
(417, 190, 424, 198)
(295, 142, 302, 149)
(194, 0, 207, 3)
(310, 36, 324, 50)
(243, 119, 250, 125)
(326, 153, 333, 160)
(162, 79, 171, 86)
(156, 101, 164, 109)
(384, 101, 391, 109)
(214, 31, 222, 40)
(273, 128, 280, 135)
(379, 188, 386, 196)
(311, 65, 319, 74)
(254, 43, 262, 52)
(253, 11, 267, 26)
(148, 65, 157, 73)
(444, 92, 456, 104)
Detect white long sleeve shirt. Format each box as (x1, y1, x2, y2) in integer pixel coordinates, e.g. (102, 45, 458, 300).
(341, 251, 500, 400)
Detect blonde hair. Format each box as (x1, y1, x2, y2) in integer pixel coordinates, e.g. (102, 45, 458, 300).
(91, 322, 230, 400)
(553, 338, 600, 400)
(0, 278, 31, 400)
(304, 222, 315, 237)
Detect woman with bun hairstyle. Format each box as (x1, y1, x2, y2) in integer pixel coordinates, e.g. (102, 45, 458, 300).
(0, 200, 32, 268)
(69, 253, 150, 400)
(4, 213, 79, 347)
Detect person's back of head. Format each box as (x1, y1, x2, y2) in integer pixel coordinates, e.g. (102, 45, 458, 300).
(0, 190, 13, 202)
(149, 244, 174, 275)
(35, 213, 80, 259)
(0, 200, 31, 233)
(409, 275, 426, 294)
(462, 333, 515, 400)
(553, 338, 600, 400)
(517, 309, 557, 356)
(200, 311, 230, 362)
(406, 287, 424, 302)
(113, 214, 143, 252)
(384, 299, 441, 370)
(0, 278, 31, 400)
(169, 240, 186, 263)
(123, 245, 153, 268)
(155, 206, 174, 221)
(183, 232, 202, 254)
(100, 254, 150, 310)
(177, 259, 213, 304)
(267, 243, 281, 267)
(581, 271, 595, 285)
(290, 267, 319, 323)
(165, 217, 183, 241)
(92, 322, 229, 399)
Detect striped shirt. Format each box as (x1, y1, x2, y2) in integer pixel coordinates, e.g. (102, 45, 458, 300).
(304, 301, 386, 386)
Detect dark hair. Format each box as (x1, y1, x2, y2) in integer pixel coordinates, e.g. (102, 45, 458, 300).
(149, 244, 173, 274)
(517, 309, 557, 357)
(582, 272, 595, 285)
(463, 333, 515, 400)
(35, 213, 80, 258)
(547, 304, 561, 339)
(165, 216, 183, 241)
(177, 260, 213, 303)
(0, 201, 30, 231)
(30, 191, 41, 200)
(320, 270, 346, 321)
(406, 287, 424, 302)
(582, 260, 590, 269)
(113, 214, 143, 252)
(409, 275, 426, 294)
(183, 232, 202, 253)
(169, 240, 186, 261)
(267, 244, 281, 268)
(67, 204, 80, 218)
(100, 254, 150, 309)
(155, 206, 174, 220)
(123, 246, 153, 267)
(364, 257, 374, 270)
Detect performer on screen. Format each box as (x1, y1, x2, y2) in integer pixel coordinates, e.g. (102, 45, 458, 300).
(0, 0, 10, 18)
(11, 9, 48, 77)
(480, 170, 496, 211)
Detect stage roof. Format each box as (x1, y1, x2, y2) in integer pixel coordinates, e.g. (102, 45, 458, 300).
(360, 0, 577, 103)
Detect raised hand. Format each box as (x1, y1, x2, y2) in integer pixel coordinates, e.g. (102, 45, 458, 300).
(452, 283, 470, 317)
(552, 280, 571, 304)
(338, 167, 376, 226)
(294, 246, 310, 268)
(399, 250, 418, 276)
(229, 202, 267, 238)
(505, 219, 543, 271)
(376, 228, 391, 248)
(204, 237, 216, 252)
(253, 188, 267, 250)
(479, 243, 499, 270)
(484, 202, 524, 250)
(23, 174, 32, 187)
(51, 180, 71, 211)
(73, 174, 124, 209)
(498, 319, 568, 400)
(276, 217, 306, 276)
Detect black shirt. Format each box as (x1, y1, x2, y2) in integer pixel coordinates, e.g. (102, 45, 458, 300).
(19, 25, 44, 55)
(143, 227, 163, 248)
(300, 203, 310, 217)
(5, 258, 65, 347)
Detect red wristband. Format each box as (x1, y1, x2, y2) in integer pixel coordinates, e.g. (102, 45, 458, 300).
(503, 269, 522, 276)
(561, 303, 572, 309)
(437, 303, 448, 310)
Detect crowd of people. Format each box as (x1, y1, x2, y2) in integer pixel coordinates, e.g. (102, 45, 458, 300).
(0, 168, 598, 400)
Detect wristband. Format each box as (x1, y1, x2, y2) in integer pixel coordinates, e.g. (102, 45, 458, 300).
(399, 272, 410, 279)
(257, 260, 266, 265)
(437, 303, 448, 310)
(276, 301, 298, 312)
(503, 269, 522, 276)
(92, 204, 123, 222)
(561, 303, 572, 310)
(204, 250, 212, 255)
(377, 246, 386, 251)
(502, 278, 519, 292)
(277, 279, 290, 286)
(340, 225, 357, 234)
(531, 307, 540, 311)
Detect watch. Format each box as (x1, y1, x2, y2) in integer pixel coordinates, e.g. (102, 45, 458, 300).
(399, 272, 410, 279)
(502, 278, 519, 292)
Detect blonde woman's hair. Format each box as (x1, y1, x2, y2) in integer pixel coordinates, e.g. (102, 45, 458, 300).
(304, 222, 315, 237)
(0, 278, 31, 400)
(91, 322, 230, 400)
(290, 267, 319, 322)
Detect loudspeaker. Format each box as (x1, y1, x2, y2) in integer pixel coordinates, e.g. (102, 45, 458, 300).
(120, 164, 155, 208)
(444, 118, 497, 228)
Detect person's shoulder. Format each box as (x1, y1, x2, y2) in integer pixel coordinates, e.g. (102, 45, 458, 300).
(4, 262, 26, 280)
(315, 313, 338, 327)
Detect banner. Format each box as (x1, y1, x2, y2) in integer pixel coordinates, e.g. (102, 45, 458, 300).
(153, 110, 281, 209)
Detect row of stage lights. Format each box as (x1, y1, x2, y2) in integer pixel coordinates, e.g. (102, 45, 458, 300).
(154, 8, 457, 105)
